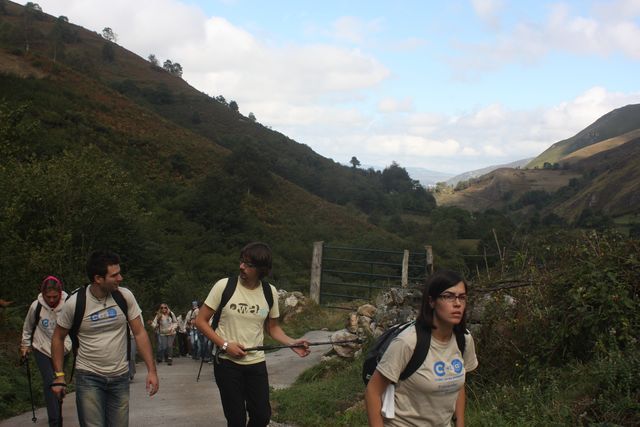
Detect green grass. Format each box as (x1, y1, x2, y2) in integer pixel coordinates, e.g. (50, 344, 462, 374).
(271, 354, 368, 427)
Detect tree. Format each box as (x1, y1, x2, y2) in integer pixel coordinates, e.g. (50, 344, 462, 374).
(381, 161, 413, 193)
(148, 54, 159, 67)
(171, 62, 183, 77)
(101, 27, 117, 42)
(163, 59, 173, 72)
(248, 112, 256, 122)
(229, 100, 239, 112)
(216, 95, 227, 105)
(349, 156, 361, 168)
(101, 41, 115, 62)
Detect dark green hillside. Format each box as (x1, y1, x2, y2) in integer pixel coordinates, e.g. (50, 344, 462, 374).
(528, 103, 640, 168)
(0, 1, 426, 314)
(0, 0, 435, 218)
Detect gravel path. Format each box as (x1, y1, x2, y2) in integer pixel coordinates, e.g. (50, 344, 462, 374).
(0, 331, 335, 427)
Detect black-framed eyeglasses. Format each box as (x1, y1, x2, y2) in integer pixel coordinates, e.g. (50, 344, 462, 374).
(438, 293, 467, 304)
(239, 259, 256, 269)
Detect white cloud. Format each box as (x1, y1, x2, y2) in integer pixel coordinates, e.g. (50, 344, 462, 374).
(377, 97, 415, 113)
(471, 0, 505, 29)
(451, 1, 640, 76)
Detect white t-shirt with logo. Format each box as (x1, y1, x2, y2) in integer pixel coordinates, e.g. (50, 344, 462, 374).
(204, 277, 279, 365)
(58, 285, 142, 377)
(376, 327, 478, 427)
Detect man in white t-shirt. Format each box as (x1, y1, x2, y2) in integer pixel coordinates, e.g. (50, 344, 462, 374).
(50, 250, 159, 427)
(195, 242, 310, 427)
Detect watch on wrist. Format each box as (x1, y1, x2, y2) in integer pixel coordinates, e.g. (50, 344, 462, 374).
(221, 341, 228, 352)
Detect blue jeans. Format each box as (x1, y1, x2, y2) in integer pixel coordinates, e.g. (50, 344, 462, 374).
(75, 370, 130, 427)
(157, 334, 175, 361)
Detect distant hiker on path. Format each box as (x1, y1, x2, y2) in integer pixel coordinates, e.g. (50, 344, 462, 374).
(50, 250, 159, 427)
(365, 270, 478, 427)
(151, 303, 178, 365)
(196, 242, 310, 427)
(20, 275, 72, 427)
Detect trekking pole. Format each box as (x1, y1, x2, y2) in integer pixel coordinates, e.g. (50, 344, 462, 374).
(243, 337, 364, 352)
(196, 355, 205, 382)
(20, 355, 37, 423)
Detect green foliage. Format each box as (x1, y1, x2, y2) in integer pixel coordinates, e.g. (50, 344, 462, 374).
(271, 353, 367, 427)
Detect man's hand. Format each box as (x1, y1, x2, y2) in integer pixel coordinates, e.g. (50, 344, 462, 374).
(225, 342, 247, 359)
(51, 377, 66, 401)
(146, 371, 159, 397)
(289, 339, 310, 357)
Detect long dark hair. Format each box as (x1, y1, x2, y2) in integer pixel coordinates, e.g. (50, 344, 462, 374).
(416, 270, 468, 334)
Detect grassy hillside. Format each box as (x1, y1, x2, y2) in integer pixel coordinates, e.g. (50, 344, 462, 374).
(527, 103, 640, 168)
(0, 1, 435, 218)
(436, 168, 581, 212)
(0, 2, 429, 314)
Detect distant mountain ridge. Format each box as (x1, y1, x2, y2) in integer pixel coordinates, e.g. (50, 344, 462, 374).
(437, 103, 640, 220)
(445, 158, 533, 187)
(528, 103, 640, 168)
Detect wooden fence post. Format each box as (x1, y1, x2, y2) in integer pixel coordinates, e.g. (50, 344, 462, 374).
(425, 245, 433, 276)
(310, 241, 323, 304)
(401, 250, 409, 288)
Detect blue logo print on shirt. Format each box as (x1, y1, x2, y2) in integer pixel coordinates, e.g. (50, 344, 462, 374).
(434, 359, 465, 377)
(452, 358, 463, 374)
(42, 319, 49, 328)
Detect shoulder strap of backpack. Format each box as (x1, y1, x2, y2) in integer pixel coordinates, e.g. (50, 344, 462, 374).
(211, 276, 238, 330)
(30, 302, 43, 344)
(69, 286, 87, 354)
(260, 280, 274, 310)
(399, 323, 431, 381)
(68, 285, 87, 382)
(111, 290, 130, 362)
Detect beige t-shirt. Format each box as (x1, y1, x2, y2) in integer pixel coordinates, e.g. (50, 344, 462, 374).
(58, 285, 142, 377)
(204, 277, 279, 365)
(376, 327, 478, 427)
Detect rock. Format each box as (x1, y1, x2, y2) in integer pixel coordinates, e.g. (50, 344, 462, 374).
(357, 304, 376, 318)
(330, 329, 361, 358)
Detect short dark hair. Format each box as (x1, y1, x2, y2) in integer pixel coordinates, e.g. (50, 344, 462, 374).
(417, 269, 469, 333)
(240, 242, 272, 279)
(86, 250, 121, 283)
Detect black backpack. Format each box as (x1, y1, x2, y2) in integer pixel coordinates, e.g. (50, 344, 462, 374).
(29, 302, 43, 343)
(362, 321, 466, 385)
(67, 286, 130, 379)
(211, 275, 274, 330)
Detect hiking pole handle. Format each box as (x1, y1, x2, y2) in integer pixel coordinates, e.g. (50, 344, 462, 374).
(244, 338, 363, 352)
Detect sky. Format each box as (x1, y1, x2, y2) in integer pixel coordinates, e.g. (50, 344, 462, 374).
(32, 0, 640, 175)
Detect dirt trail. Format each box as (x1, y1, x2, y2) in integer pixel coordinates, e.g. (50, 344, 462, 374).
(0, 331, 335, 427)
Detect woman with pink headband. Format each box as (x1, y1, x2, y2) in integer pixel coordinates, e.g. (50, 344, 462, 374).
(20, 276, 72, 427)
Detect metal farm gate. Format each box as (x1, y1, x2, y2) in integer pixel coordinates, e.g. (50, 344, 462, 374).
(309, 241, 433, 305)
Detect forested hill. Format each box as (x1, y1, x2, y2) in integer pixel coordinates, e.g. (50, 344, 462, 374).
(0, 1, 432, 310)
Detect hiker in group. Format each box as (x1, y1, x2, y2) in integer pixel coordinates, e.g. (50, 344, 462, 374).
(151, 303, 178, 365)
(176, 313, 189, 356)
(186, 300, 202, 359)
(20, 275, 72, 427)
(50, 250, 159, 427)
(365, 269, 478, 427)
(195, 242, 310, 427)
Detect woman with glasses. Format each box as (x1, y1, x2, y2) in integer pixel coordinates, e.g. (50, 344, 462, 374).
(151, 303, 178, 365)
(365, 270, 478, 427)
